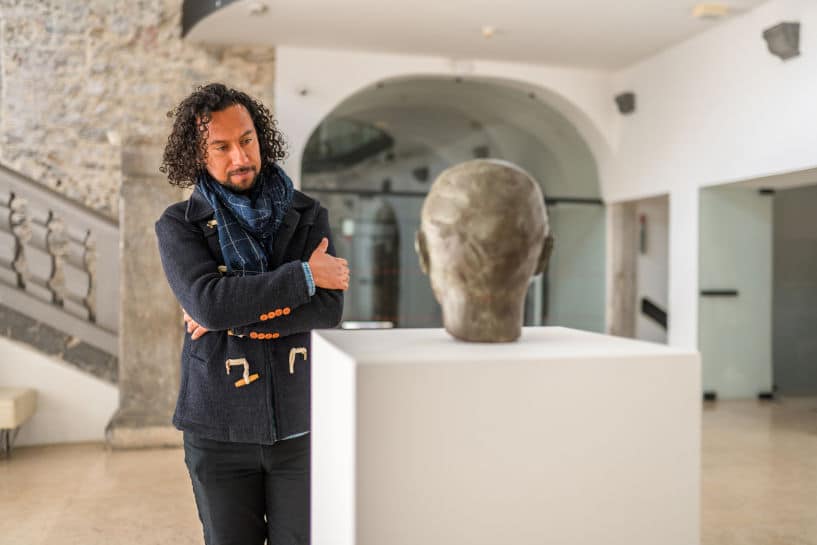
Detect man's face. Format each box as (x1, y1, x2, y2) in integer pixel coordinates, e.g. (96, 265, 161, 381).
(202, 103, 262, 193)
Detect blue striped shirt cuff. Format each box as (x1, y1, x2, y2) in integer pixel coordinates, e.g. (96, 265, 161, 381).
(301, 262, 316, 297)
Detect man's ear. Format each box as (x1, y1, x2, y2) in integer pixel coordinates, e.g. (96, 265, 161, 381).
(415, 230, 430, 275)
(534, 234, 554, 275)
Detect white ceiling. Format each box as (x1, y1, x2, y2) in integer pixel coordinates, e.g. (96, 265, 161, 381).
(187, 0, 770, 69)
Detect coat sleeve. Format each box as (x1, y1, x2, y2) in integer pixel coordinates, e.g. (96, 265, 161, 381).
(229, 206, 344, 338)
(155, 208, 313, 331)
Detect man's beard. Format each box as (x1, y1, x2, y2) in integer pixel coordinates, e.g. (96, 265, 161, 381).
(222, 166, 258, 193)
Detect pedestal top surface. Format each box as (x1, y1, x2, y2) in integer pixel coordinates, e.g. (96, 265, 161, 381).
(314, 326, 697, 366)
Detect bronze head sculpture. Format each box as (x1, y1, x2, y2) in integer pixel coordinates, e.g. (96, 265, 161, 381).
(415, 159, 554, 342)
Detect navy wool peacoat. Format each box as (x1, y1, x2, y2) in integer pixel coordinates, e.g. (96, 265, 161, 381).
(155, 188, 343, 444)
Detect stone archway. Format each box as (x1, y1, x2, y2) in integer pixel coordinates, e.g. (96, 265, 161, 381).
(299, 76, 607, 331)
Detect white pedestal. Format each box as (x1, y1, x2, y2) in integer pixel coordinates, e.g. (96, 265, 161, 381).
(311, 327, 700, 545)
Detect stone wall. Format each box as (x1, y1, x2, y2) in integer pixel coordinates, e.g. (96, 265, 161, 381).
(0, 0, 276, 219)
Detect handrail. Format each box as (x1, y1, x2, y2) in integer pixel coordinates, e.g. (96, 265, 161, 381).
(640, 297, 667, 330)
(700, 289, 739, 297)
(0, 164, 119, 356)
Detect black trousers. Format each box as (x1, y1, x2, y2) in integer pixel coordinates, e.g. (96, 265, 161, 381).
(183, 432, 310, 545)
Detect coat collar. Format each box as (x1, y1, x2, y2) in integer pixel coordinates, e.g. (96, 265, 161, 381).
(185, 187, 215, 223)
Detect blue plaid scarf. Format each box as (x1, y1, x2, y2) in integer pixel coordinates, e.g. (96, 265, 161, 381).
(195, 164, 294, 276)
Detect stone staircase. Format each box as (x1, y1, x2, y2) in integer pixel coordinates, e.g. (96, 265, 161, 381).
(0, 163, 119, 383)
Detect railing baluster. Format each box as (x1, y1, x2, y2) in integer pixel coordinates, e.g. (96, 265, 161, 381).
(17, 202, 56, 303)
(0, 189, 19, 287)
(62, 224, 93, 321)
(84, 233, 98, 323)
(47, 215, 67, 307)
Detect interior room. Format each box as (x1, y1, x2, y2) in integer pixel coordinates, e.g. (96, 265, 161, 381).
(1, 1, 815, 544)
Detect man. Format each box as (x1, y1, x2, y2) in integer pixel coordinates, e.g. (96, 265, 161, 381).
(155, 83, 348, 545)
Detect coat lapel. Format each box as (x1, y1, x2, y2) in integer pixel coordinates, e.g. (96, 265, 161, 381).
(270, 206, 301, 267)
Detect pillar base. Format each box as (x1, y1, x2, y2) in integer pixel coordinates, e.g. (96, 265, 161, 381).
(105, 410, 181, 449)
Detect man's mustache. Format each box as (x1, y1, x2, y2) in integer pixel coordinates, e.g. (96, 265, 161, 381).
(228, 166, 256, 177)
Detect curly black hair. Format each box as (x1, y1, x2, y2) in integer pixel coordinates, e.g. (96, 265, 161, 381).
(160, 83, 287, 187)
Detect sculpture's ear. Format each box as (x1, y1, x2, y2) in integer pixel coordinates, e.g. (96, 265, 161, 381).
(534, 234, 554, 275)
(415, 230, 430, 275)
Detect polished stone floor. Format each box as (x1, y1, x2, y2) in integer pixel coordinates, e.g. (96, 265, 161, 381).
(701, 398, 817, 545)
(1, 398, 815, 545)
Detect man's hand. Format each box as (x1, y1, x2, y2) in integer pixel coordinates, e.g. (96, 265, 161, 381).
(183, 309, 209, 340)
(308, 237, 350, 291)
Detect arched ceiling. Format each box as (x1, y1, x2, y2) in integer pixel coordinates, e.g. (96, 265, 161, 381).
(326, 77, 600, 198)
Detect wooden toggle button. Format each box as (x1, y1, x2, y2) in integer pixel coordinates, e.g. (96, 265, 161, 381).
(234, 373, 260, 388)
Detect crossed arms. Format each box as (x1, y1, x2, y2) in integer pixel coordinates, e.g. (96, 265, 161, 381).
(155, 205, 348, 340)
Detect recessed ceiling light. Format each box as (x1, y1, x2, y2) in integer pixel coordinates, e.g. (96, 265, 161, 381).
(481, 26, 496, 39)
(692, 3, 730, 20)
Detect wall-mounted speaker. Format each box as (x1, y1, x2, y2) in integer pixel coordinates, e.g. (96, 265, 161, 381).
(762, 22, 800, 61)
(615, 92, 636, 115)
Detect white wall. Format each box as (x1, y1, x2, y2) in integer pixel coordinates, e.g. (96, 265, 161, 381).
(609, 0, 817, 354)
(0, 337, 119, 446)
(635, 196, 669, 344)
(610, 0, 817, 201)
